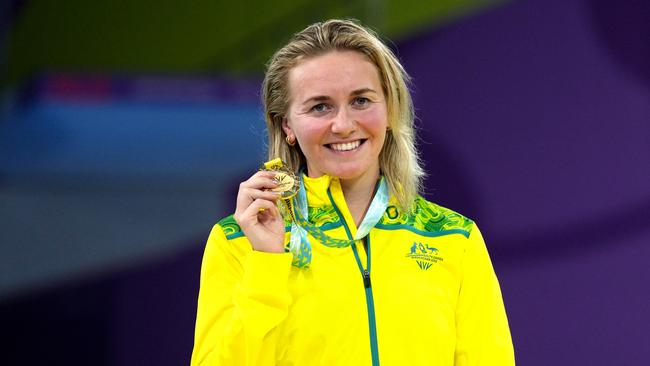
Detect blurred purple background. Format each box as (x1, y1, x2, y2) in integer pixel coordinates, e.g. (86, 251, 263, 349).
(1, 0, 648, 364)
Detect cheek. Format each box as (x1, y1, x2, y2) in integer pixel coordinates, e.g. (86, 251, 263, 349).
(360, 107, 389, 135)
(294, 120, 327, 145)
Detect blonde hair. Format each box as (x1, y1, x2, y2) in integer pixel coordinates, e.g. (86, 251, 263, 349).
(262, 19, 424, 210)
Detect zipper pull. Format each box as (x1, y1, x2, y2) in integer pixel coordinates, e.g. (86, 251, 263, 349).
(363, 270, 371, 288)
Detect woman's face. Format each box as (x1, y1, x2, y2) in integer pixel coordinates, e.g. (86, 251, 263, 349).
(283, 50, 388, 182)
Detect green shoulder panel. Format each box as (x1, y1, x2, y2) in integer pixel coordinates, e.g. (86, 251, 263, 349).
(377, 196, 474, 237)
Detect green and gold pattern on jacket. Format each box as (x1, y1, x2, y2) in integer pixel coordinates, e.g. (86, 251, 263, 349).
(219, 204, 341, 239)
(307, 205, 341, 229)
(378, 196, 474, 236)
(219, 196, 471, 239)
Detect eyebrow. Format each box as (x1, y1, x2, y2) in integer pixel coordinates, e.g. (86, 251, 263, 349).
(351, 88, 378, 96)
(301, 88, 379, 105)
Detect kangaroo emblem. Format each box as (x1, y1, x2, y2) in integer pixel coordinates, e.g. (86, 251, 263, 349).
(426, 245, 438, 254)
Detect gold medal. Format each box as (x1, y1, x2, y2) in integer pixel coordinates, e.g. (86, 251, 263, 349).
(263, 158, 299, 199)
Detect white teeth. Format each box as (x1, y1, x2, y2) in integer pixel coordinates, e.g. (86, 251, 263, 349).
(330, 140, 361, 151)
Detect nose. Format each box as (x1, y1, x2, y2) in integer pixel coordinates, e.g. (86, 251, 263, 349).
(330, 108, 356, 136)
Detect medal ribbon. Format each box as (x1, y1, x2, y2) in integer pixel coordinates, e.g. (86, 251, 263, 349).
(287, 175, 389, 268)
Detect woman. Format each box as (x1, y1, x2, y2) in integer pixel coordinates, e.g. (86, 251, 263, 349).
(191, 19, 514, 366)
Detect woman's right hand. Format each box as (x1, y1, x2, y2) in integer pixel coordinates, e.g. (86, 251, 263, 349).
(233, 170, 287, 253)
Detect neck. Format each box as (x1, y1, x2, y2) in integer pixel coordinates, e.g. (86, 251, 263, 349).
(340, 169, 380, 227)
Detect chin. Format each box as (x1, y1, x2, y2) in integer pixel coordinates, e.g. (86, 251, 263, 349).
(326, 162, 376, 181)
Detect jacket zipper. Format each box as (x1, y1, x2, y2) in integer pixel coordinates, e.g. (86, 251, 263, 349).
(328, 189, 380, 366)
(351, 237, 380, 366)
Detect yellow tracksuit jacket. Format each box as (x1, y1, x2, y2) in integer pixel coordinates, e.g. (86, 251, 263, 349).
(191, 174, 514, 365)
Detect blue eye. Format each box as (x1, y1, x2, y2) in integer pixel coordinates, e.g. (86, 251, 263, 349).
(353, 97, 370, 107)
(311, 103, 329, 113)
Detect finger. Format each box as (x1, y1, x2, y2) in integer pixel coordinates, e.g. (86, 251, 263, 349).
(246, 188, 282, 202)
(244, 171, 281, 188)
(236, 187, 280, 212)
(257, 200, 281, 220)
(254, 170, 280, 179)
(235, 170, 284, 221)
(238, 179, 279, 200)
(240, 198, 281, 226)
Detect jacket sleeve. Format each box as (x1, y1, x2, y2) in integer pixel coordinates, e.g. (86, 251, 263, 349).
(454, 224, 515, 365)
(190, 224, 294, 366)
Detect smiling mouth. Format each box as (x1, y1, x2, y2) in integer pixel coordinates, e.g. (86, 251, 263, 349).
(327, 139, 366, 152)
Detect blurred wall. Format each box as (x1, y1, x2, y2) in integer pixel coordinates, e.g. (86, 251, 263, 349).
(0, 76, 265, 364)
(399, 0, 649, 364)
(0, 76, 266, 298)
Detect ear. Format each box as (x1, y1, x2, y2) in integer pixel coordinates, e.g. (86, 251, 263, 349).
(281, 116, 293, 137)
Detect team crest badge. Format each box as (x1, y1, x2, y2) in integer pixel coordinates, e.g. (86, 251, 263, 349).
(406, 242, 443, 270)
